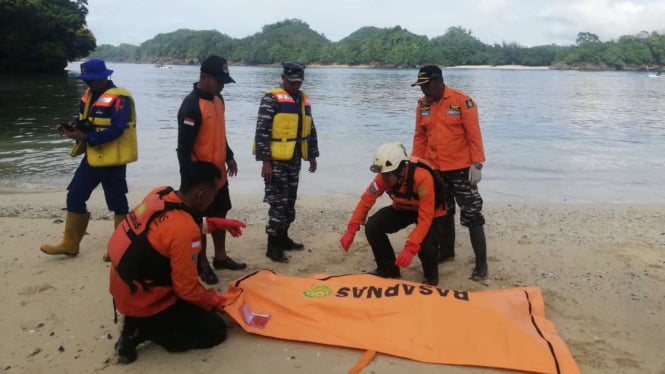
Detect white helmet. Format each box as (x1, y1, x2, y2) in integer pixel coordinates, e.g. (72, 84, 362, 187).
(370, 142, 408, 173)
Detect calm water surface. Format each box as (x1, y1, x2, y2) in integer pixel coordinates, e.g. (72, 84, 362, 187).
(1, 63, 664, 203)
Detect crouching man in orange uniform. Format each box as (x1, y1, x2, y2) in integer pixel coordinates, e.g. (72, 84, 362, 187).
(340, 143, 446, 286)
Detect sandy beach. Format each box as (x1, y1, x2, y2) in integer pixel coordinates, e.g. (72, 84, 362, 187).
(1, 188, 663, 373)
(445, 65, 549, 70)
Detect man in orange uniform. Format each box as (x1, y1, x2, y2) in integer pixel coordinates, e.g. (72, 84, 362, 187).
(108, 161, 246, 364)
(411, 65, 488, 280)
(339, 143, 445, 285)
(177, 55, 245, 285)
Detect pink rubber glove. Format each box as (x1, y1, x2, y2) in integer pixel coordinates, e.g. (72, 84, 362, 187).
(395, 240, 420, 268)
(340, 223, 360, 252)
(203, 217, 246, 237)
(208, 289, 227, 313)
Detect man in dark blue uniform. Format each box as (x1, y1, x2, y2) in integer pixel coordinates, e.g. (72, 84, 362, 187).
(41, 59, 137, 258)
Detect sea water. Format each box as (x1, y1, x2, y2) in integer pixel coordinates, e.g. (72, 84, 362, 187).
(1, 63, 663, 203)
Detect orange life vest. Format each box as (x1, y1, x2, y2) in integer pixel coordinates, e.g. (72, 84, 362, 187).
(390, 157, 446, 212)
(191, 96, 228, 188)
(108, 187, 196, 316)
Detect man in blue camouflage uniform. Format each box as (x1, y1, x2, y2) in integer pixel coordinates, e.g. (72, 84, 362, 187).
(254, 62, 319, 263)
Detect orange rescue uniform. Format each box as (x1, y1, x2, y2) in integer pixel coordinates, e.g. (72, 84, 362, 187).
(412, 86, 485, 171)
(349, 165, 445, 246)
(109, 187, 217, 317)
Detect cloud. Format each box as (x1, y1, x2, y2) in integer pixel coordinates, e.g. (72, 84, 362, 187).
(86, 0, 665, 47)
(539, 0, 665, 43)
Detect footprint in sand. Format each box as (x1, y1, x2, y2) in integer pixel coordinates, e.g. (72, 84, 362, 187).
(18, 284, 55, 295)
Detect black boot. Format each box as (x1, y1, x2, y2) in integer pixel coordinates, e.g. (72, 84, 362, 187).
(469, 225, 488, 280)
(266, 235, 289, 263)
(283, 229, 304, 251)
(421, 260, 439, 286)
(115, 335, 138, 364)
(367, 264, 400, 279)
(115, 320, 143, 364)
(438, 214, 456, 263)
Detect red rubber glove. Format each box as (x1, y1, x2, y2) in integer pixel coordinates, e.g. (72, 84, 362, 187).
(203, 217, 246, 237)
(340, 223, 360, 252)
(208, 289, 227, 313)
(395, 240, 420, 268)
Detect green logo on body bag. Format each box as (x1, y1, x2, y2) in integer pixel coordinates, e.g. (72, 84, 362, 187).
(302, 285, 333, 298)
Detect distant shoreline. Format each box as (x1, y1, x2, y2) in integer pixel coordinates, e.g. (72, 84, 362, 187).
(306, 63, 550, 70)
(446, 65, 549, 70)
(82, 59, 661, 72)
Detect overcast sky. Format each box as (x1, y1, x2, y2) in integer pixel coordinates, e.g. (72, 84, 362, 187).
(87, 0, 665, 47)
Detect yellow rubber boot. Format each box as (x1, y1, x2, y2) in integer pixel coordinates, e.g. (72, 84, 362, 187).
(103, 214, 126, 262)
(40, 212, 90, 256)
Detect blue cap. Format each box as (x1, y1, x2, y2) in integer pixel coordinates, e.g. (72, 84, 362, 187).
(77, 59, 113, 80)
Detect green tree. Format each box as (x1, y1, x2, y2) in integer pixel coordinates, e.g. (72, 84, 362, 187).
(234, 19, 330, 64)
(0, 0, 95, 73)
(137, 29, 234, 62)
(521, 45, 561, 66)
(554, 30, 662, 69)
(88, 23, 665, 70)
(488, 42, 525, 65)
(576, 32, 600, 45)
(615, 40, 652, 66)
(91, 43, 139, 61)
(646, 32, 665, 65)
(334, 26, 430, 66)
(430, 27, 487, 65)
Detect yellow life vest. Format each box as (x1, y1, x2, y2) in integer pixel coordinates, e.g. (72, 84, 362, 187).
(267, 88, 312, 161)
(74, 87, 138, 167)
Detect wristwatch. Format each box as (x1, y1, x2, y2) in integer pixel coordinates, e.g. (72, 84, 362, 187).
(473, 163, 483, 170)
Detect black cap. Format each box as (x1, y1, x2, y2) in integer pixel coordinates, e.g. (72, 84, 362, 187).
(201, 55, 235, 84)
(282, 61, 305, 82)
(411, 65, 442, 86)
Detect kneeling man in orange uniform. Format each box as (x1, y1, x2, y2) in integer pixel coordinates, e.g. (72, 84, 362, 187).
(108, 161, 245, 363)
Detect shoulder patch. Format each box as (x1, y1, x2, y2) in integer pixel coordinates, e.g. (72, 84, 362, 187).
(447, 103, 461, 116)
(183, 117, 195, 126)
(419, 100, 431, 117)
(416, 184, 429, 198)
(465, 99, 475, 109)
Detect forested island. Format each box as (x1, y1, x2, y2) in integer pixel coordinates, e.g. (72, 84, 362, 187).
(1, 1, 664, 73)
(92, 21, 665, 72)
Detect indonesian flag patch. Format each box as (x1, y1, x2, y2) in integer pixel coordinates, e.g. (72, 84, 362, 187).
(369, 182, 379, 195)
(183, 117, 195, 127)
(192, 237, 201, 248)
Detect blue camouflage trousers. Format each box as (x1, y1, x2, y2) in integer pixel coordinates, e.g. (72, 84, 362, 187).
(264, 158, 301, 236)
(440, 168, 485, 228)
